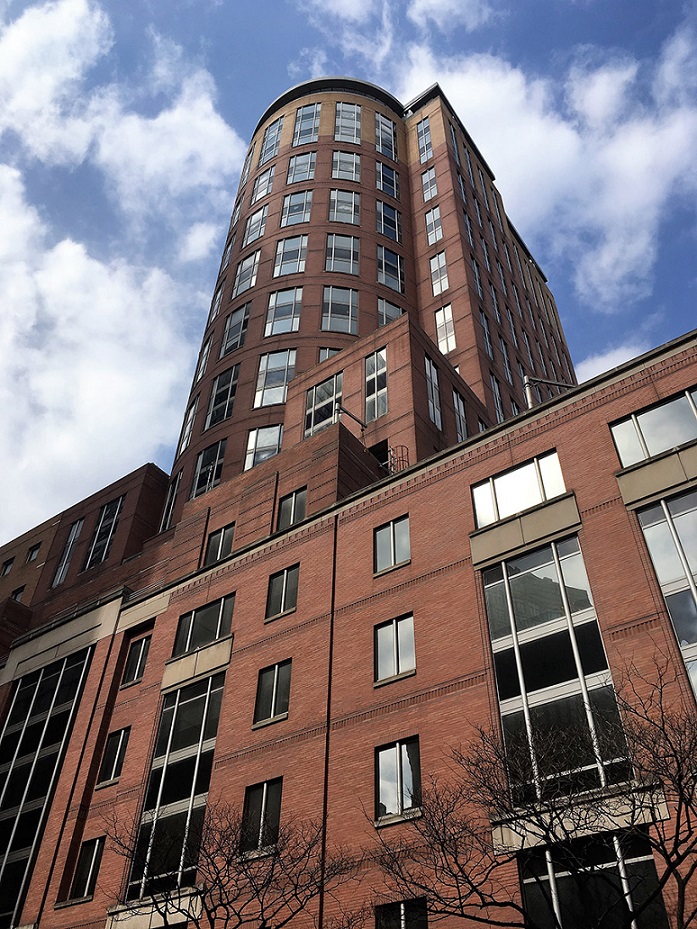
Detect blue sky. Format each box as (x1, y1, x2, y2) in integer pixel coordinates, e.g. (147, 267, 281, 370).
(1, 0, 695, 544)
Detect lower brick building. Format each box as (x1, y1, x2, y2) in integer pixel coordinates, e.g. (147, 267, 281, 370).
(0, 328, 696, 929)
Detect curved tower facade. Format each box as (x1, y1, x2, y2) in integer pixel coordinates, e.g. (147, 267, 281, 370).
(164, 78, 575, 530)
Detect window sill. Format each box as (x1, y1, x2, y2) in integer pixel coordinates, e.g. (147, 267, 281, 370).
(374, 668, 416, 688)
(252, 712, 288, 730)
(373, 559, 411, 579)
(264, 607, 297, 624)
(166, 634, 233, 665)
(55, 894, 94, 909)
(374, 808, 422, 829)
(94, 777, 120, 791)
(119, 677, 144, 691)
(241, 845, 277, 860)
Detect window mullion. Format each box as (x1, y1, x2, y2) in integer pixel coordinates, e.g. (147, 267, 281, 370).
(0, 668, 43, 808)
(396, 743, 404, 815)
(685, 388, 697, 423)
(544, 848, 564, 928)
(258, 782, 268, 848)
(271, 664, 279, 717)
(661, 500, 697, 604)
(393, 619, 400, 676)
(631, 413, 650, 460)
(176, 677, 214, 885)
(613, 835, 639, 929)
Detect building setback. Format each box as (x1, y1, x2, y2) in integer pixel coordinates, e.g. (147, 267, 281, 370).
(0, 78, 695, 929)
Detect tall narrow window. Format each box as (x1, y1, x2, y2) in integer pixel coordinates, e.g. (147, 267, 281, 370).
(376, 900, 428, 929)
(287, 152, 316, 183)
(52, 518, 83, 587)
(251, 165, 274, 203)
(326, 234, 359, 274)
(173, 595, 234, 656)
(376, 162, 399, 198)
(191, 440, 226, 497)
(376, 202, 402, 242)
(245, 426, 283, 470)
(375, 112, 397, 159)
(126, 673, 224, 900)
(254, 351, 296, 407)
(205, 366, 239, 428)
(322, 287, 358, 334)
(204, 523, 235, 566)
(453, 390, 468, 442)
(293, 102, 321, 146)
(254, 660, 292, 725)
(122, 635, 150, 685)
(471, 259, 483, 299)
(421, 167, 437, 201)
(425, 356, 442, 429)
(277, 487, 307, 530)
(365, 348, 387, 422)
(177, 398, 198, 455)
(377, 246, 405, 293)
(84, 497, 123, 569)
(425, 206, 442, 244)
(258, 115, 283, 165)
(98, 728, 130, 784)
(69, 837, 105, 900)
(490, 373, 504, 423)
(430, 252, 448, 296)
(232, 251, 260, 297)
(194, 337, 211, 383)
(435, 305, 455, 353)
(241, 779, 283, 852)
(242, 205, 268, 246)
(416, 117, 432, 162)
(500, 338, 513, 384)
(374, 515, 410, 573)
(335, 102, 361, 143)
(239, 144, 255, 188)
(220, 304, 249, 357)
(480, 310, 493, 359)
(266, 564, 299, 618)
(375, 614, 415, 682)
(305, 373, 343, 436)
(375, 737, 421, 818)
(265, 288, 302, 335)
(449, 122, 461, 165)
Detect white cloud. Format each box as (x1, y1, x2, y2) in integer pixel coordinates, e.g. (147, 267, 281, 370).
(178, 222, 219, 262)
(294, 0, 396, 74)
(298, 0, 378, 24)
(288, 46, 329, 81)
(575, 340, 651, 382)
(0, 165, 194, 543)
(407, 0, 495, 32)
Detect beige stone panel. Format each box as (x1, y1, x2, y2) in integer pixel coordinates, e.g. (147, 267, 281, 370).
(161, 636, 232, 691)
(470, 518, 525, 567)
(118, 590, 171, 632)
(520, 494, 581, 545)
(679, 442, 697, 480)
(617, 452, 688, 506)
(470, 495, 580, 567)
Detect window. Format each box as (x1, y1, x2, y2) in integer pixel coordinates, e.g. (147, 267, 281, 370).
(480, 311, 493, 359)
(0, 649, 92, 925)
(191, 440, 226, 497)
(416, 116, 432, 162)
(281, 190, 312, 226)
(332, 150, 360, 181)
(483, 538, 628, 795)
(329, 189, 360, 224)
(506, 307, 519, 348)
(126, 673, 224, 900)
(489, 283, 500, 322)
(425, 356, 442, 429)
(378, 297, 403, 327)
(319, 347, 340, 362)
(375, 614, 415, 682)
(11, 586, 25, 602)
(241, 778, 283, 852)
(326, 234, 359, 274)
(173, 595, 234, 657)
(474, 197, 483, 226)
(274, 235, 307, 276)
(489, 219, 498, 250)
(98, 728, 130, 784)
(376, 162, 399, 198)
(245, 425, 283, 470)
(230, 200, 241, 228)
(177, 398, 198, 455)
(204, 523, 235, 566)
(520, 830, 668, 929)
(374, 515, 410, 573)
(69, 837, 104, 900)
(464, 211, 474, 247)
(26, 543, 40, 563)
(500, 338, 513, 384)
(497, 260, 508, 296)
(122, 636, 151, 685)
(376, 899, 427, 929)
(266, 564, 299, 618)
(375, 112, 397, 159)
(251, 165, 274, 203)
(287, 151, 316, 184)
(523, 331, 535, 370)
(430, 252, 448, 296)
(377, 201, 402, 242)
(278, 487, 307, 530)
(449, 121, 461, 165)
(469, 258, 483, 299)
(293, 102, 320, 145)
(305, 373, 343, 436)
(366, 348, 387, 423)
(242, 204, 268, 246)
(638, 490, 697, 666)
(464, 146, 475, 184)
(611, 388, 697, 467)
(322, 286, 358, 334)
(52, 519, 83, 587)
(453, 390, 468, 442)
(421, 167, 437, 201)
(477, 166, 490, 209)
(254, 660, 291, 725)
(266, 288, 302, 336)
(255, 350, 296, 407)
(335, 102, 361, 143)
(160, 473, 181, 533)
(375, 737, 421, 819)
(232, 250, 260, 297)
(239, 144, 255, 188)
(194, 337, 211, 384)
(377, 246, 405, 293)
(258, 115, 283, 165)
(490, 374, 504, 423)
(1, 557, 13, 576)
(220, 303, 249, 357)
(84, 496, 123, 569)
(425, 206, 442, 244)
(435, 305, 455, 353)
(205, 366, 239, 429)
